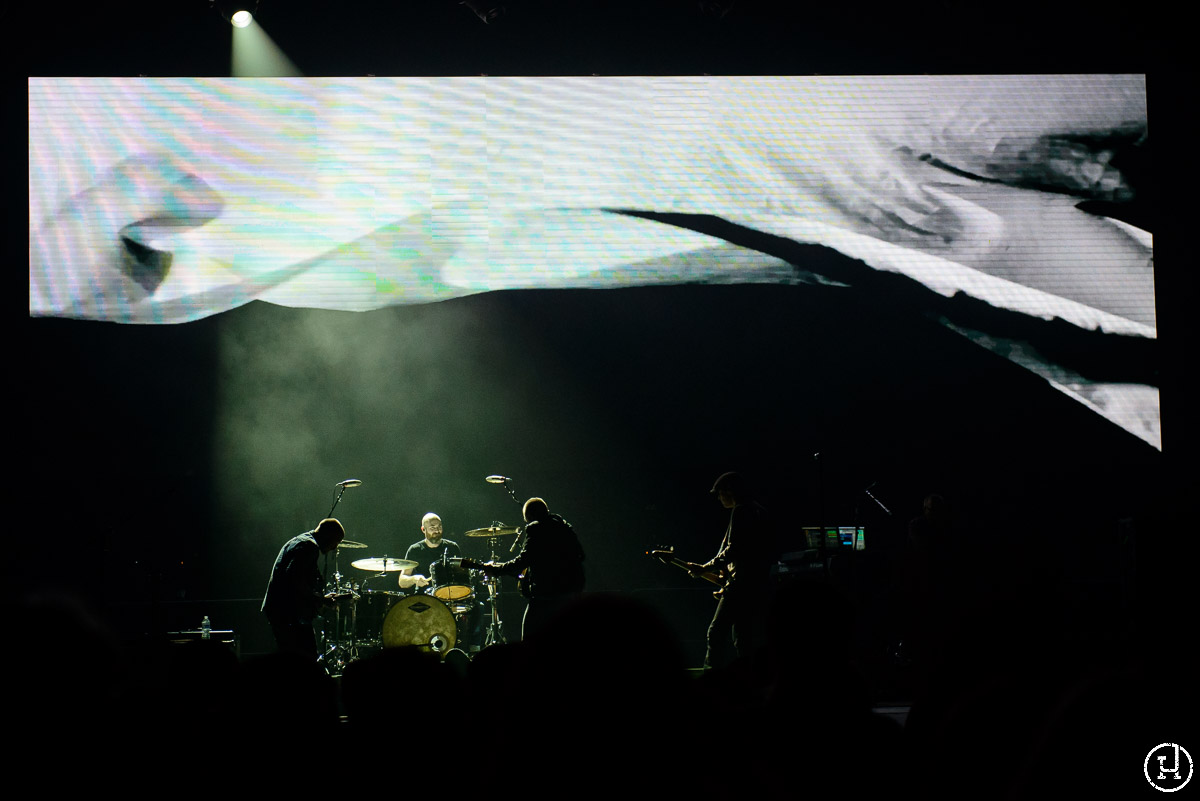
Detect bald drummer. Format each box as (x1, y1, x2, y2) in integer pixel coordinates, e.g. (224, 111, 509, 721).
(398, 512, 462, 591)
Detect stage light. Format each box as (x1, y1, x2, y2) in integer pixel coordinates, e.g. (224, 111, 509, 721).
(228, 2, 302, 76)
(209, 0, 261, 27)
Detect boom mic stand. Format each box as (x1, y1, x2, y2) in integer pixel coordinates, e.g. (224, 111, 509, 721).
(480, 474, 528, 645)
(317, 478, 362, 676)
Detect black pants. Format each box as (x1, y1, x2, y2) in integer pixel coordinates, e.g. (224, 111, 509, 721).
(270, 620, 318, 661)
(521, 594, 578, 641)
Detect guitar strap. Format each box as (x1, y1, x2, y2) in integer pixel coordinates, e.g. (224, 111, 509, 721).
(714, 510, 734, 564)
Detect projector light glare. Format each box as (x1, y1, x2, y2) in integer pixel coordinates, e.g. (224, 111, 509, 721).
(231, 10, 253, 27)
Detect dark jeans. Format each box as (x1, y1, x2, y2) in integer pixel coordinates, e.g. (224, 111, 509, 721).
(705, 589, 766, 669)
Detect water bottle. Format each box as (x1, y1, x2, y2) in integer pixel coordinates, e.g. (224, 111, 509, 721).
(201, 615, 211, 640)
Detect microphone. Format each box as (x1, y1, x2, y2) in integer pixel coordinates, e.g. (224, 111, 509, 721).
(485, 475, 510, 484)
(336, 479, 363, 488)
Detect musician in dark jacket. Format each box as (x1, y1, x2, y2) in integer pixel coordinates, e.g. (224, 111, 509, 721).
(262, 517, 345, 659)
(463, 497, 585, 640)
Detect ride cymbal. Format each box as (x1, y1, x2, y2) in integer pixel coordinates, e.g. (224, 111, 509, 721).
(350, 557, 418, 572)
(465, 525, 520, 538)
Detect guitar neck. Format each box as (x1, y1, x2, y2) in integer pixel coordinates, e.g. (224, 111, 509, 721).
(660, 555, 723, 587)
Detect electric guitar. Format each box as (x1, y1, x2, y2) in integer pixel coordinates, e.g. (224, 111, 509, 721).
(647, 547, 729, 598)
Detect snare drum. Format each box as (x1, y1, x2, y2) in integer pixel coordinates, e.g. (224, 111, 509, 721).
(430, 560, 474, 608)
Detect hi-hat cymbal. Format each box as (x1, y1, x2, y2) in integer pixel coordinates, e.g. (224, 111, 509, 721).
(465, 525, 521, 538)
(351, 557, 418, 572)
(338, 540, 369, 549)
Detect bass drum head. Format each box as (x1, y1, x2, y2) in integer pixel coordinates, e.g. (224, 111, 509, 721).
(382, 593, 457, 657)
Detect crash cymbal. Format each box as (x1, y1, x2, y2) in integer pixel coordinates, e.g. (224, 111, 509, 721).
(338, 539, 369, 549)
(351, 557, 418, 572)
(465, 525, 521, 538)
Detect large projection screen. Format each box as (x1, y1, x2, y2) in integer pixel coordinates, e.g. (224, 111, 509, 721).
(28, 75, 1155, 446)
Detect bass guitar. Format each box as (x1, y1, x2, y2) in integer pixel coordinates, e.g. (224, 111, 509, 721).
(647, 547, 728, 598)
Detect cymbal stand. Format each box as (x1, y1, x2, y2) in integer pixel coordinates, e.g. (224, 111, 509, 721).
(318, 609, 354, 677)
(480, 534, 508, 646)
(316, 478, 362, 675)
(481, 474, 523, 645)
(318, 544, 359, 676)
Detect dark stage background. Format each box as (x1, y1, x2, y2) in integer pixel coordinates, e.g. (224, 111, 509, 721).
(22, 279, 1168, 664)
(14, 1, 1192, 683)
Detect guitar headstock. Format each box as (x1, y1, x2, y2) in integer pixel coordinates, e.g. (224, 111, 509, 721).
(646, 545, 675, 561)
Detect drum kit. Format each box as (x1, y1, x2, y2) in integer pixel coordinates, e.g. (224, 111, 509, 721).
(315, 524, 522, 677)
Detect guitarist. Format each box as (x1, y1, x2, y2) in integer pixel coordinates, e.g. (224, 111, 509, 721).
(681, 472, 775, 670)
(460, 497, 585, 641)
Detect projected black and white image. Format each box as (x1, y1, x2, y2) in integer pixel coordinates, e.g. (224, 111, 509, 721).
(29, 75, 1155, 446)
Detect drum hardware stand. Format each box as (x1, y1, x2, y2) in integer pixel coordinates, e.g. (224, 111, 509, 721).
(479, 525, 523, 647)
(478, 475, 527, 646)
(318, 545, 360, 676)
(318, 617, 355, 677)
(319, 638, 353, 677)
(312, 478, 364, 676)
(482, 572, 505, 647)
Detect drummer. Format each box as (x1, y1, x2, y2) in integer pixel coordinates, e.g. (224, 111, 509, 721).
(398, 512, 462, 591)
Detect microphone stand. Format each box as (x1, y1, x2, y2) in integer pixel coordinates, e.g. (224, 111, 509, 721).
(481, 474, 527, 645)
(327, 486, 348, 519)
(486, 475, 525, 551)
(497, 479, 520, 506)
(326, 478, 362, 518)
(316, 479, 361, 675)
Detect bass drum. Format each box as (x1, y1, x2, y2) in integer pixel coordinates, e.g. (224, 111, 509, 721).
(382, 594, 457, 657)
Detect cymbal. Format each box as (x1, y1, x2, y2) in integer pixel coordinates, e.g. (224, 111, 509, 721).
(338, 539, 369, 549)
(465, 525, 521, 538)
(351, 557, 418, 572)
